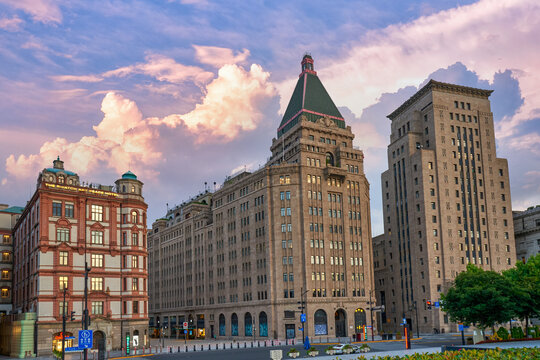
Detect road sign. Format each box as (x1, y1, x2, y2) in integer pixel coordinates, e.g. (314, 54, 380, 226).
(183, 322, 188, 329)
(434, 301, 440, 308)
(458, 324, 464, 332)
(66, 347, 81, 352)
(78, 330, 93, 349)
(402, 318, 407, 324)
(300, 314, 306, 323)
(184, 330, 187, 334)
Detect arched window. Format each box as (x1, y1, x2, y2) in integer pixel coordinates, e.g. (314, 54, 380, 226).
(231, 313, 238, 336)
(131, 185, 136, 193)
(354, 308, 367, 335)
(259, 312, 268, 337)
(219, 314, 226, 336)
(122, 185, 126, 193)
(314, 309, 328, 335)
(58, 175, 65, 184)
(131, 211, 138, 224)
(326, 152, 334, 166)
(244, 313, 252, 336)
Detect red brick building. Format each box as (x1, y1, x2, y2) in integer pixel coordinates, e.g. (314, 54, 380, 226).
(12, 157, 149, 355)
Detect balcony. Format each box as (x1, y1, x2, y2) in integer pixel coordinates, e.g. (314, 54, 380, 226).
(323, 166, 347, 179)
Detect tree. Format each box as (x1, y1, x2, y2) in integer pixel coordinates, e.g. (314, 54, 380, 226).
(441, 264, 516, 332)
(503, 254, 540, 335)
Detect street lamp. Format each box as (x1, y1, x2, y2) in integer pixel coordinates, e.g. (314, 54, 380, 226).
(408, 302, 419, 338)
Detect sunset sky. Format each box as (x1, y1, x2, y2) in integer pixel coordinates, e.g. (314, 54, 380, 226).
(1, 0, 539, 235)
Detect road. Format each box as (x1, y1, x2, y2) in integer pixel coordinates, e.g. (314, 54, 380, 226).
(119, 334, 465, 360)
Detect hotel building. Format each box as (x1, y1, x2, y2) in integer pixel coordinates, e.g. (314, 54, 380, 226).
(148, 55, 375, 340)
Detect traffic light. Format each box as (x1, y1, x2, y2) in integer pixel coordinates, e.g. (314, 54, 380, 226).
(427, 300, 432, 310)
(297, 300, 305, 311)
(70, 311, 76, 321)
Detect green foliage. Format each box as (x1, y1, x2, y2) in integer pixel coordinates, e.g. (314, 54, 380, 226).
(503, 254, 540, 326)
(527, 325, 539, 337)
(360, 348, 540, 359)
(511, 326, 525, 339)
(441, 264, 516, 329)
(496, 327, 509, 340)
(287, 348, 298, 354)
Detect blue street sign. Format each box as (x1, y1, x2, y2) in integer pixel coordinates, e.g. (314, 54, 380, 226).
(402, 318, 407, 324)
(434, 302, 440, 308)
(66, 347, 81, 352)
(458, 324, 464, 332)
(184, 330, 187, 334)
(78, 330, 93, 349)
(300, 314, 306, 323)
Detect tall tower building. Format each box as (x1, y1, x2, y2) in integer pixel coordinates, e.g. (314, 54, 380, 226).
(377, 80, 516, 333)
(148, 55, 375, 340)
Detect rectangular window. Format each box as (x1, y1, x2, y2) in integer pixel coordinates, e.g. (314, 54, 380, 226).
(91, 301, 104, 315)
(59, 276, 68, 290)
(286, 191, 291, 200)
(132, 233, 138, 246)
(59, 251, 68, 266)
(52, 202, 62, 217)
(132, 256, 138, 269)
(91, 231, 103, 245)
(91, 277, 103, 291)
(132, 278, 138, 291)
(57, 228, 70, 242)
(65, 204, 74, 218)
(91, 254, 104, 268)
(133, 301, 139, 314)
(91, 205, 103, 221)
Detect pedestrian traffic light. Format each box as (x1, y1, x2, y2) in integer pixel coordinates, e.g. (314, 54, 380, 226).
(427, 301, 432, 310)
(70, 311, 75, 321)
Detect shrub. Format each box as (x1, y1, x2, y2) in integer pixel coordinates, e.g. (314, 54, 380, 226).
(365, 348, 540, 359)
(287, 348, 298, 354)
(511, 326, 525, 339)
(496, 327, 509, 340)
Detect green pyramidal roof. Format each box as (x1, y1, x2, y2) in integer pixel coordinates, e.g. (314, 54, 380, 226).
(278, 56, 345, 137)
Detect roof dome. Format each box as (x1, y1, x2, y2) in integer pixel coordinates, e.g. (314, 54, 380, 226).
(122, 171, 137, 180)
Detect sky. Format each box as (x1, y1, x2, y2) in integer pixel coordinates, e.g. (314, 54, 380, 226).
(0, 0, 539, 235)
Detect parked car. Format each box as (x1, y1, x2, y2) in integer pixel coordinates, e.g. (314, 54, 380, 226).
(330, 344, 347, 354)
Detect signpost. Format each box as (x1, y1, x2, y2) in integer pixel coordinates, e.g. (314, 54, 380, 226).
(183, 322, 188, 345)
(78, 330, 93, 349)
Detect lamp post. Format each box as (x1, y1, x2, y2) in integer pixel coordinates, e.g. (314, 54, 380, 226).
(408, 302, 420, 338)
(62, 286, 67, 360)
(82, 262, 91, 360)
(369, 290, 374, 341)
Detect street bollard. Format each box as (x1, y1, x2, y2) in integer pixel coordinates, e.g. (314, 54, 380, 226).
(201, 345, 203, 351)
(193, 345, 196, 352)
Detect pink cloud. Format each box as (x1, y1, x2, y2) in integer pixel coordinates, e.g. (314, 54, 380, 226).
(0, 0, 62, 24)
(5, 63, 277, 178)
(193, 45, 250, 68)
(0, 16, 23, 31)
(149, 64, 277, 142)
(50, 75, 103, 83)
(275, 0, 540, 141)
(102, 54, 214, 85)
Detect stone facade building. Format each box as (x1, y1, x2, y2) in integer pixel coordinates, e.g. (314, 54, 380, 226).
(513, 205, 540, 261)
(0, 204, 23, 315)
(11, 158, 149, 355)
(375, 80, 516, 334)
(148, 55, 375, 341)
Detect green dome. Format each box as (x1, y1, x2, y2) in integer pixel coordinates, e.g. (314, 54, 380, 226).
(122, 171, 137, 180)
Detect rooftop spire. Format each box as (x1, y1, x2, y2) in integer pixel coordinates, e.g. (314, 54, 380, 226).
(300, 53, 316, 77)
(53, 156, 64, 170)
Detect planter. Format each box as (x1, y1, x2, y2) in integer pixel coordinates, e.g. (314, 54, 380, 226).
(343, 348, 354, 354)
(288, 352, 300, 358)
(326, 350, 335, 355)
(307, 350, 319, 357)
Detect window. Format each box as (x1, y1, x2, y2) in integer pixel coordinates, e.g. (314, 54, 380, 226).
(59, 276, 68, 290)
(53, 202, 62, 217)
(91, 205, 103, 221)
(57, 228, 70, 242)
(280, 192, 285, 200)
(91, 231, 103, 245)
(59, 251, 68, 266)
(91, 301, 104, 315)
(131, 211, 138, 223)
(65, 204, 74, 218)
(132, 233, 139, 246)
(91, 277, 103, 291)
(132, 256, 138, 269)
(1, 288, 9, 298)
(132, 278, 139, 291)
(286, 191, 291, 200)
(133, 301, 139, 314)
(59, 301, 67, 315)
(91, 254, 104, 268)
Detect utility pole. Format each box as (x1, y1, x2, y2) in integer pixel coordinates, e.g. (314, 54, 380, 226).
(83, 262, 91, 360)
(414, 301, 419, 339)
(369, 290, 374, 341)
(62, 287, 67, 360)
(298, 288, 309, 343)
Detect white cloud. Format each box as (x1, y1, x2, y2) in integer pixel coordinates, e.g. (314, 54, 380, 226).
(194, 45, 250, 68)
(276, 0, 540, 140)
(0, 0, 62, 24)
(149, 63, 277, 142)
(0, 15, 23, 31)
(50, 75, 104, 83)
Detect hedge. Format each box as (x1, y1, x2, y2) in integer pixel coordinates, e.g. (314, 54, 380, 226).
(356, 348, 540, 360)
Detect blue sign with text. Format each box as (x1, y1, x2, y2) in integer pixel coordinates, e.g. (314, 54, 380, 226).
(78, 330, 93, 349)
(434, 302, 440, 308)
(300, 314, 306, 323)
